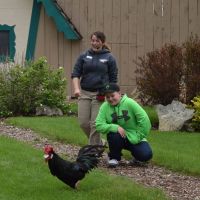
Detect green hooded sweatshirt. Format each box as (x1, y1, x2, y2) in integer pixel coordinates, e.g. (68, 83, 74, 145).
(95, 94, 151, 144)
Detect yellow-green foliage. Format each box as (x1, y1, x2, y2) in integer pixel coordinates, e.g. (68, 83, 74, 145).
(191, 96, 200, 128)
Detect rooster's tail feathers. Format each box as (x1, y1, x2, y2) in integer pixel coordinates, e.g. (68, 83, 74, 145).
(76, 145, 105, 172)
(77, 145, 105, 158)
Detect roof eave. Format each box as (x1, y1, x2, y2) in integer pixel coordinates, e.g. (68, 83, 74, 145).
(37, 0, 82, 40)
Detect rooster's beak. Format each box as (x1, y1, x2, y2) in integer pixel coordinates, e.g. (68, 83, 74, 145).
(44, 154, 53, 162)
(44, 154, 49, 159)
(44, 154, 50, 162)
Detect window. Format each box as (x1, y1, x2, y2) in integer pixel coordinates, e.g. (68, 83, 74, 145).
(0, 30, 10, 57)
(0, 24, 16, 62)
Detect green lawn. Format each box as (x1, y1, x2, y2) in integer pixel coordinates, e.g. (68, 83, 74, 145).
(6, 116, 200, 176)
(0, 136, 168, 200)
(6, 116, 88, 145)
(148, 130, 200, 176)
(143, 106, 159, 128)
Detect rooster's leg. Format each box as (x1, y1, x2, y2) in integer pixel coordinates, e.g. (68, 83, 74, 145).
(75, 181, 80, 189)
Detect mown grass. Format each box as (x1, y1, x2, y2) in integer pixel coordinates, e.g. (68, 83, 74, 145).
(0, 136, 168, 200)
(148, 130, 200, 176)
(6, 116, 87, 145)
(6, 116, 200, 176)
(143, 106, 159, 128)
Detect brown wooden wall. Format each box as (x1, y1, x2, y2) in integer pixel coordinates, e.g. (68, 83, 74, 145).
(35, 0, 200, 97)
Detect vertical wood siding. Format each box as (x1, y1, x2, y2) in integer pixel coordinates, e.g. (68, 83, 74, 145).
(35, 0, 200, 96)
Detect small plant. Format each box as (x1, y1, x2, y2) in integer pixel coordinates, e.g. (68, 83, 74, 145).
(191, 95, 200, 130)
(67, 101, 78, 116)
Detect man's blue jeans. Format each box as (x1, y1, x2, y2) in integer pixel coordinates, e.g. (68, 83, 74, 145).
(107, 132, 153, 161)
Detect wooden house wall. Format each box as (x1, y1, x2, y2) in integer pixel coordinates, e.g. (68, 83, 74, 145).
(35, 0, 200, 97)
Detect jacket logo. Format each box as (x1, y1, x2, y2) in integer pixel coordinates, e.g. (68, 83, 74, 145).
(86, 55, 92, 59)
(111, 110, 130, 123)
(99, 59, 108, 63)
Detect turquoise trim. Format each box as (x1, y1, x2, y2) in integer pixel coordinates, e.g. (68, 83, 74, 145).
(0, 24, 16, 62)
(37, 0, 82, 40)
(26, 0, 82, 60)
(26, 0, 41, 60)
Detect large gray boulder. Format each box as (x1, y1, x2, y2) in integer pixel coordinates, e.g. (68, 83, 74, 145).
(155, 100, 194, 131)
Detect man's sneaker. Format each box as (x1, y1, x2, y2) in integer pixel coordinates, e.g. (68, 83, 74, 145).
(108, 159, 119, 168)
(128, 158, 148, 167)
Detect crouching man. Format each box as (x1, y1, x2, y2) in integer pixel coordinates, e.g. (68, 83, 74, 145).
(95, 83, 153, 167)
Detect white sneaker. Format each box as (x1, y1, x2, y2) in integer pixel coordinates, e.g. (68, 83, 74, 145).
(108, 159, 119, 167)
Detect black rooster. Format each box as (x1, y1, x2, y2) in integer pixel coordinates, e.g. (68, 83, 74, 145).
(44, 144, 105, 189)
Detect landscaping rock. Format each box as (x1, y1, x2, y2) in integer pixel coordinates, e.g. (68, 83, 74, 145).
(36, 105, 63, 116)
(155, 100, 194, 131)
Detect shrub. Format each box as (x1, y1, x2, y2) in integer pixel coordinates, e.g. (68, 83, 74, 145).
(136, 44, 183, 105)
(0, 63, 15, 117)
(0, 57, 68, 117)
(183, 35, 200, 103)
(67, 101, 78, 116)
(191, 96, 200, 130)
(136, 35, 200, 105)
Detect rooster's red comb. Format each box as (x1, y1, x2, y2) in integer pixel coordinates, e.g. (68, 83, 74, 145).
(44, 144, 54, 153)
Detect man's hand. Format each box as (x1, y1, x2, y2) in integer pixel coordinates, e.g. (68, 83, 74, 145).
(74, 88, 81, 97)
(118, 126, 126, 138)
(72, 78, 81, 97)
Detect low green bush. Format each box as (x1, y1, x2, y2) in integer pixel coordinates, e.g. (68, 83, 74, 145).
(0, 57, 68, 117)
(191, 95, 200, 130)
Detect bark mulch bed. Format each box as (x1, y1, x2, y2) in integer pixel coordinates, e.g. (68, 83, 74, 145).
(0, 121, 200, 200)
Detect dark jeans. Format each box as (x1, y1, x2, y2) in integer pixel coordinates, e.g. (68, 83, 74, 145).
(107, 132, 153, 162)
